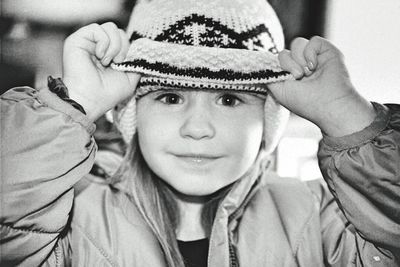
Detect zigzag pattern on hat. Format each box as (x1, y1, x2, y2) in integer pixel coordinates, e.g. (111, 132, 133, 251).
(129, 14, 279, 54)
(112, 0, 288, 84)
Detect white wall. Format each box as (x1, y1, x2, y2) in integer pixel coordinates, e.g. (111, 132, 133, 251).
(3, 0, 124, 25)
(326, 0, 400, 103)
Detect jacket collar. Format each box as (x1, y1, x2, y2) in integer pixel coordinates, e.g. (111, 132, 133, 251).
(206, 152, 272, 267)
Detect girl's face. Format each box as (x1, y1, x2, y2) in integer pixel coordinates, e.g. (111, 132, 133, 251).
(136, 89, 265, 196)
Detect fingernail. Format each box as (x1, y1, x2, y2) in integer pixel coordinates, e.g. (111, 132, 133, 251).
(308, 61, 314, 70)
(304, 66, 312, 76)
(102, 57, 110, 65)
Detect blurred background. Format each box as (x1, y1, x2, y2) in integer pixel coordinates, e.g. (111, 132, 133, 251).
(1, 0, 399, 179)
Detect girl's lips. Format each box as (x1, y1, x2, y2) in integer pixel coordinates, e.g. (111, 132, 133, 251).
(172, 153, 223, 165)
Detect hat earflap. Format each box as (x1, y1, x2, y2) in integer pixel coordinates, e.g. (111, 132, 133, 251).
(263, 95, 290, 154)
(113, 96, 137, 145)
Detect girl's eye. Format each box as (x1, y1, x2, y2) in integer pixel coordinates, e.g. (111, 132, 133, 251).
(217, 94, 242, 107)
(156, 93, 183, 104)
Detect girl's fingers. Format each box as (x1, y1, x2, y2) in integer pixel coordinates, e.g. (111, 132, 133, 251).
(303, 36, 322, 71)
(67, 22, 128, 66)
(67, 23, 110, 59)
(100, 22, 122, 66)
(113, 29, 130, 63)
(278, 49, 304, 79)
(304, 36, 343, 69)
(90, 24, 110, 60)
(290, 37, 313, 76)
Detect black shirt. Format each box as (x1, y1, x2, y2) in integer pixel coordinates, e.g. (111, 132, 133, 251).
(177, 238, 209, 267)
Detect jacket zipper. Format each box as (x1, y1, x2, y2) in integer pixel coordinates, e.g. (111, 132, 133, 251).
(229, 242, 239, 267)
(208, 171, 261, 267)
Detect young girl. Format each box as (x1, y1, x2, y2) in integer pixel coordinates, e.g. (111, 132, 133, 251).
(1, 0, 399, 266)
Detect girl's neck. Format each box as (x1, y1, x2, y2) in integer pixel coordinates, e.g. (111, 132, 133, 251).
(174, 193, 210, 241)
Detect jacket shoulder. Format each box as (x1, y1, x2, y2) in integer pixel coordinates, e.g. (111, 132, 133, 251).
(234, 173, 326, 261)
(69, 175, 164, 265)
(72, 174, 145, 228)
(260, 173, 320, 204)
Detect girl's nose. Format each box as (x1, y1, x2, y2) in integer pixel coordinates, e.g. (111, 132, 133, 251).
(179, 102, 216, 140)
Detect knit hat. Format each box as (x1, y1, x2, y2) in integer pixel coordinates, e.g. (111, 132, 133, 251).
(111, 0, 292, 153)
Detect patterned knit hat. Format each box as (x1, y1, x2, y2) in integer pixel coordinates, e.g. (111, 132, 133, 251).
(111, 0, 292, 153)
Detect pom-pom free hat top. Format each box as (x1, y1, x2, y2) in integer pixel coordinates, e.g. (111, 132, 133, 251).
(111, 0, 293, 153)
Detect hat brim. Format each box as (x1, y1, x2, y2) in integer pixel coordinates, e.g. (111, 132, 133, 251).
(111, 38, 292, 88)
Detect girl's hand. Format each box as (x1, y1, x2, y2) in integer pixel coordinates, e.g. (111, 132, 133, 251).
(62, 22, 140, 122)
(268, 36, 376, 137)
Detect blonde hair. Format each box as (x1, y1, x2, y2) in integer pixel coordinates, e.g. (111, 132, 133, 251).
(111, 133, 231, 267)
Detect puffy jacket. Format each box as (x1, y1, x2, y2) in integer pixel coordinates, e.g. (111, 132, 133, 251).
(1, 87, 400, 266)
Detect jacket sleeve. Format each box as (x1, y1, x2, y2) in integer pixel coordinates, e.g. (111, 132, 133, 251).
(0, 87, 97, 266)
(317, 102, 400, 266)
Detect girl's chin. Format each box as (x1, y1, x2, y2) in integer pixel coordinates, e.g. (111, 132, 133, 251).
(171, 184, 222, 199)
(165, 179, 236, 201)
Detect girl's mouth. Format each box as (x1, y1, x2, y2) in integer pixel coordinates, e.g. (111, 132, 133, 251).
(173, 153, 222, 165)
